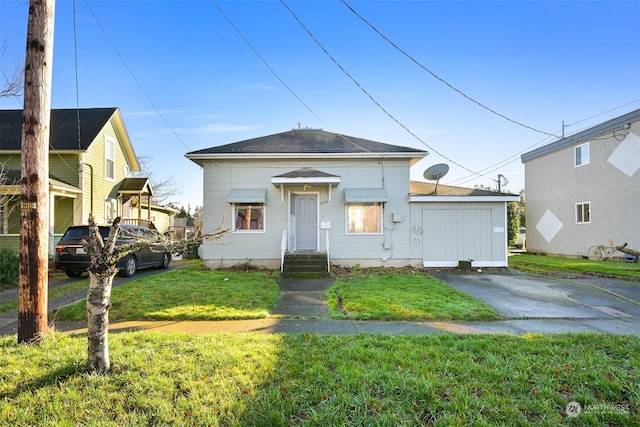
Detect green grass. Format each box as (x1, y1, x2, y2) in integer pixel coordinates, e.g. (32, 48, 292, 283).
(328, 268, 500, 321)
(54, 265, 280, 321)
(0, 332, 637, 426)
(509, 253, 640, 279)
(0, 278, 90, 314)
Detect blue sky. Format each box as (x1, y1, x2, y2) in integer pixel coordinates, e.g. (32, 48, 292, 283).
(1, 0, 639, 210)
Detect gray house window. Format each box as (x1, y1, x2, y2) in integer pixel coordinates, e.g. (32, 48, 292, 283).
(233, 204, 265, 232)
(575, 143, 590, 167)
(576, 202, 590, 224)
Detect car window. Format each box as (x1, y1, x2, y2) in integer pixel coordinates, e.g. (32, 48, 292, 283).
(61, 227, 109, 240)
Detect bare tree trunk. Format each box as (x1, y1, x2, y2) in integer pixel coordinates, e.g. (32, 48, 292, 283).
(85, 216, 119, 373)
(18, 0, 55, 343)
(86, 270, 116, 373)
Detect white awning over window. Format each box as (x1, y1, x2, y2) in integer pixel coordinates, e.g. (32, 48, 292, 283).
(227, 189, 267, 204)
(344, 188, 388, 203)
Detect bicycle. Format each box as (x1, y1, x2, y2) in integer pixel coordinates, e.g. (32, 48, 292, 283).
(587, 238, 616, 261)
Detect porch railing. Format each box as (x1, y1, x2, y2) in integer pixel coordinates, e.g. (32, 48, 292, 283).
(280, 229, 288, 272)
(325, 229, 330, 273)
(120, 218, 157, 230)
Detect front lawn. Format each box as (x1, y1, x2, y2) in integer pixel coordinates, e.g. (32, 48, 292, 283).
(509, 253, 640, 280)
(328, 268, 500, 321)
(54, 265, 280, 321)
(1, 332, 637, 426)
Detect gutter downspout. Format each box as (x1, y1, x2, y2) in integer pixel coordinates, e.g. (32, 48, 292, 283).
(83, 163, 94, 215)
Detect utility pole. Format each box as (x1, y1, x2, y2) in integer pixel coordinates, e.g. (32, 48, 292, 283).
(18, 0, 55, 343)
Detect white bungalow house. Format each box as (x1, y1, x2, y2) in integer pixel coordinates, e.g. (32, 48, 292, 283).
(186, 128, 518, 272)
(521, 109, 640, 258)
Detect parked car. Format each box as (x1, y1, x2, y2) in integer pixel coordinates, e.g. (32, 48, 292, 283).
(54, 224, 171, 278)
(515, 227, 526, 249)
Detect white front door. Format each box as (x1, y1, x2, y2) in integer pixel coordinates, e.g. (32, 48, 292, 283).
(295, 193, 318, 251)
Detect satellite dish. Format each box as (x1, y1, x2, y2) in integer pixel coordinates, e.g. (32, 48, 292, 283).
(423, 163, 449, 194)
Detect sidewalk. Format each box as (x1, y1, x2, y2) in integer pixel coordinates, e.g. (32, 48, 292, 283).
(3, 273, 639, 337)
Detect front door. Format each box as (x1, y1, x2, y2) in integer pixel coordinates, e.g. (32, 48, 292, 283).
(295, 193, 318, 251)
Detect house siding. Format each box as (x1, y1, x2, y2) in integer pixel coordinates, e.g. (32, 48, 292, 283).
(524, 120, 640, 257)
(414, 202, 508, 267)
(50, 154, 80, 186)
(81, 120, 130, 225)
(201, 158, 419, 269)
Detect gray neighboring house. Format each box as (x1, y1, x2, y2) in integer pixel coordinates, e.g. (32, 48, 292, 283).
(186, 128, 518, 270)
(521, 109, 640, 258)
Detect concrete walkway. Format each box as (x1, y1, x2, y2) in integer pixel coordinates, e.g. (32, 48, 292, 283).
(3, 270, 639, 337)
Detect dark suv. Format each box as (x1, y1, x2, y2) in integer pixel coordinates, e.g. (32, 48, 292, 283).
(54, 224, 171, 278)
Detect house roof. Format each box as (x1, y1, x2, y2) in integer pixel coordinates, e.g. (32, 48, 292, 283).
(521, 108, 640, 163)
(0, 107, 141, 171)
(273, 167, 340, 179)
(118, 177, 154, 196)
(186, 129, 429, 165)
(409, 181, 519, 202)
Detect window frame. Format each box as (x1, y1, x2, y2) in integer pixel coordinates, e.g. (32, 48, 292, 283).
(574, 143, 590, 167)
(104, 197, 117, 223)
(576, 201, 591, 224)
(232, 203, 266, 233)
(104, 135, 116, 182)
(345, 202, 383, 235)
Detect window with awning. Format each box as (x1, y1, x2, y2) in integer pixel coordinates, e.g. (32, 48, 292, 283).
(344, 188, 386, 234)
(227, 189, 267, 204)
(228, 189, 267, 232)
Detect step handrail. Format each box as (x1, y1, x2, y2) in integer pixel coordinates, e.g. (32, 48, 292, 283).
(325, 229, 330, 273)
(280, 229, 288, 272)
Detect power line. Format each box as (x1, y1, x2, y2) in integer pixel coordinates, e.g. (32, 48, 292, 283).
(340, 0, 560, 139)
(83, 1, 191, 153)
(280, 0, 492, 181)
(447, 100, 640, 187)
(209, 0, 372, 153)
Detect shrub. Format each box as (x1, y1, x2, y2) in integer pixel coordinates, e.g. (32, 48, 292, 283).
(0, 248, 19, 290)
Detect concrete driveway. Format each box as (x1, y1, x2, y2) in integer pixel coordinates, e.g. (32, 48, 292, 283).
(432, 270, 640, 335)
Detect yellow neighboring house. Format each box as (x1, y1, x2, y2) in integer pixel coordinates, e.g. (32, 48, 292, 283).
(0, 107, 176, 255)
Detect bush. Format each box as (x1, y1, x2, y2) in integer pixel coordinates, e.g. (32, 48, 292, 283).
(0, 248, 19, 290)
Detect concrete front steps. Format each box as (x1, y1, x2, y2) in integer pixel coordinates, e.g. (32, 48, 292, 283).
(282, 252, 330, 278)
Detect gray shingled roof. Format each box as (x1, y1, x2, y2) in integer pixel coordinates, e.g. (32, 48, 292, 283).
(410, 181, 516, 197)
(273, 167, 340, 179)
(0, 108, 118, 151)
(186, 129, 428, 156)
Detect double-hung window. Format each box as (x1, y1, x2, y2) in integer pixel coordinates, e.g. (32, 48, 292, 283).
(575, 143, 590, 167)
(105, 135, 116, 181)
(576, 202, 590, 224)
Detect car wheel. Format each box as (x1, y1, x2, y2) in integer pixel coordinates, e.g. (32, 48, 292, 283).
(65, 270, 83, 278)
(160, 253, 170, 269)
(120, 255, 137, 277)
